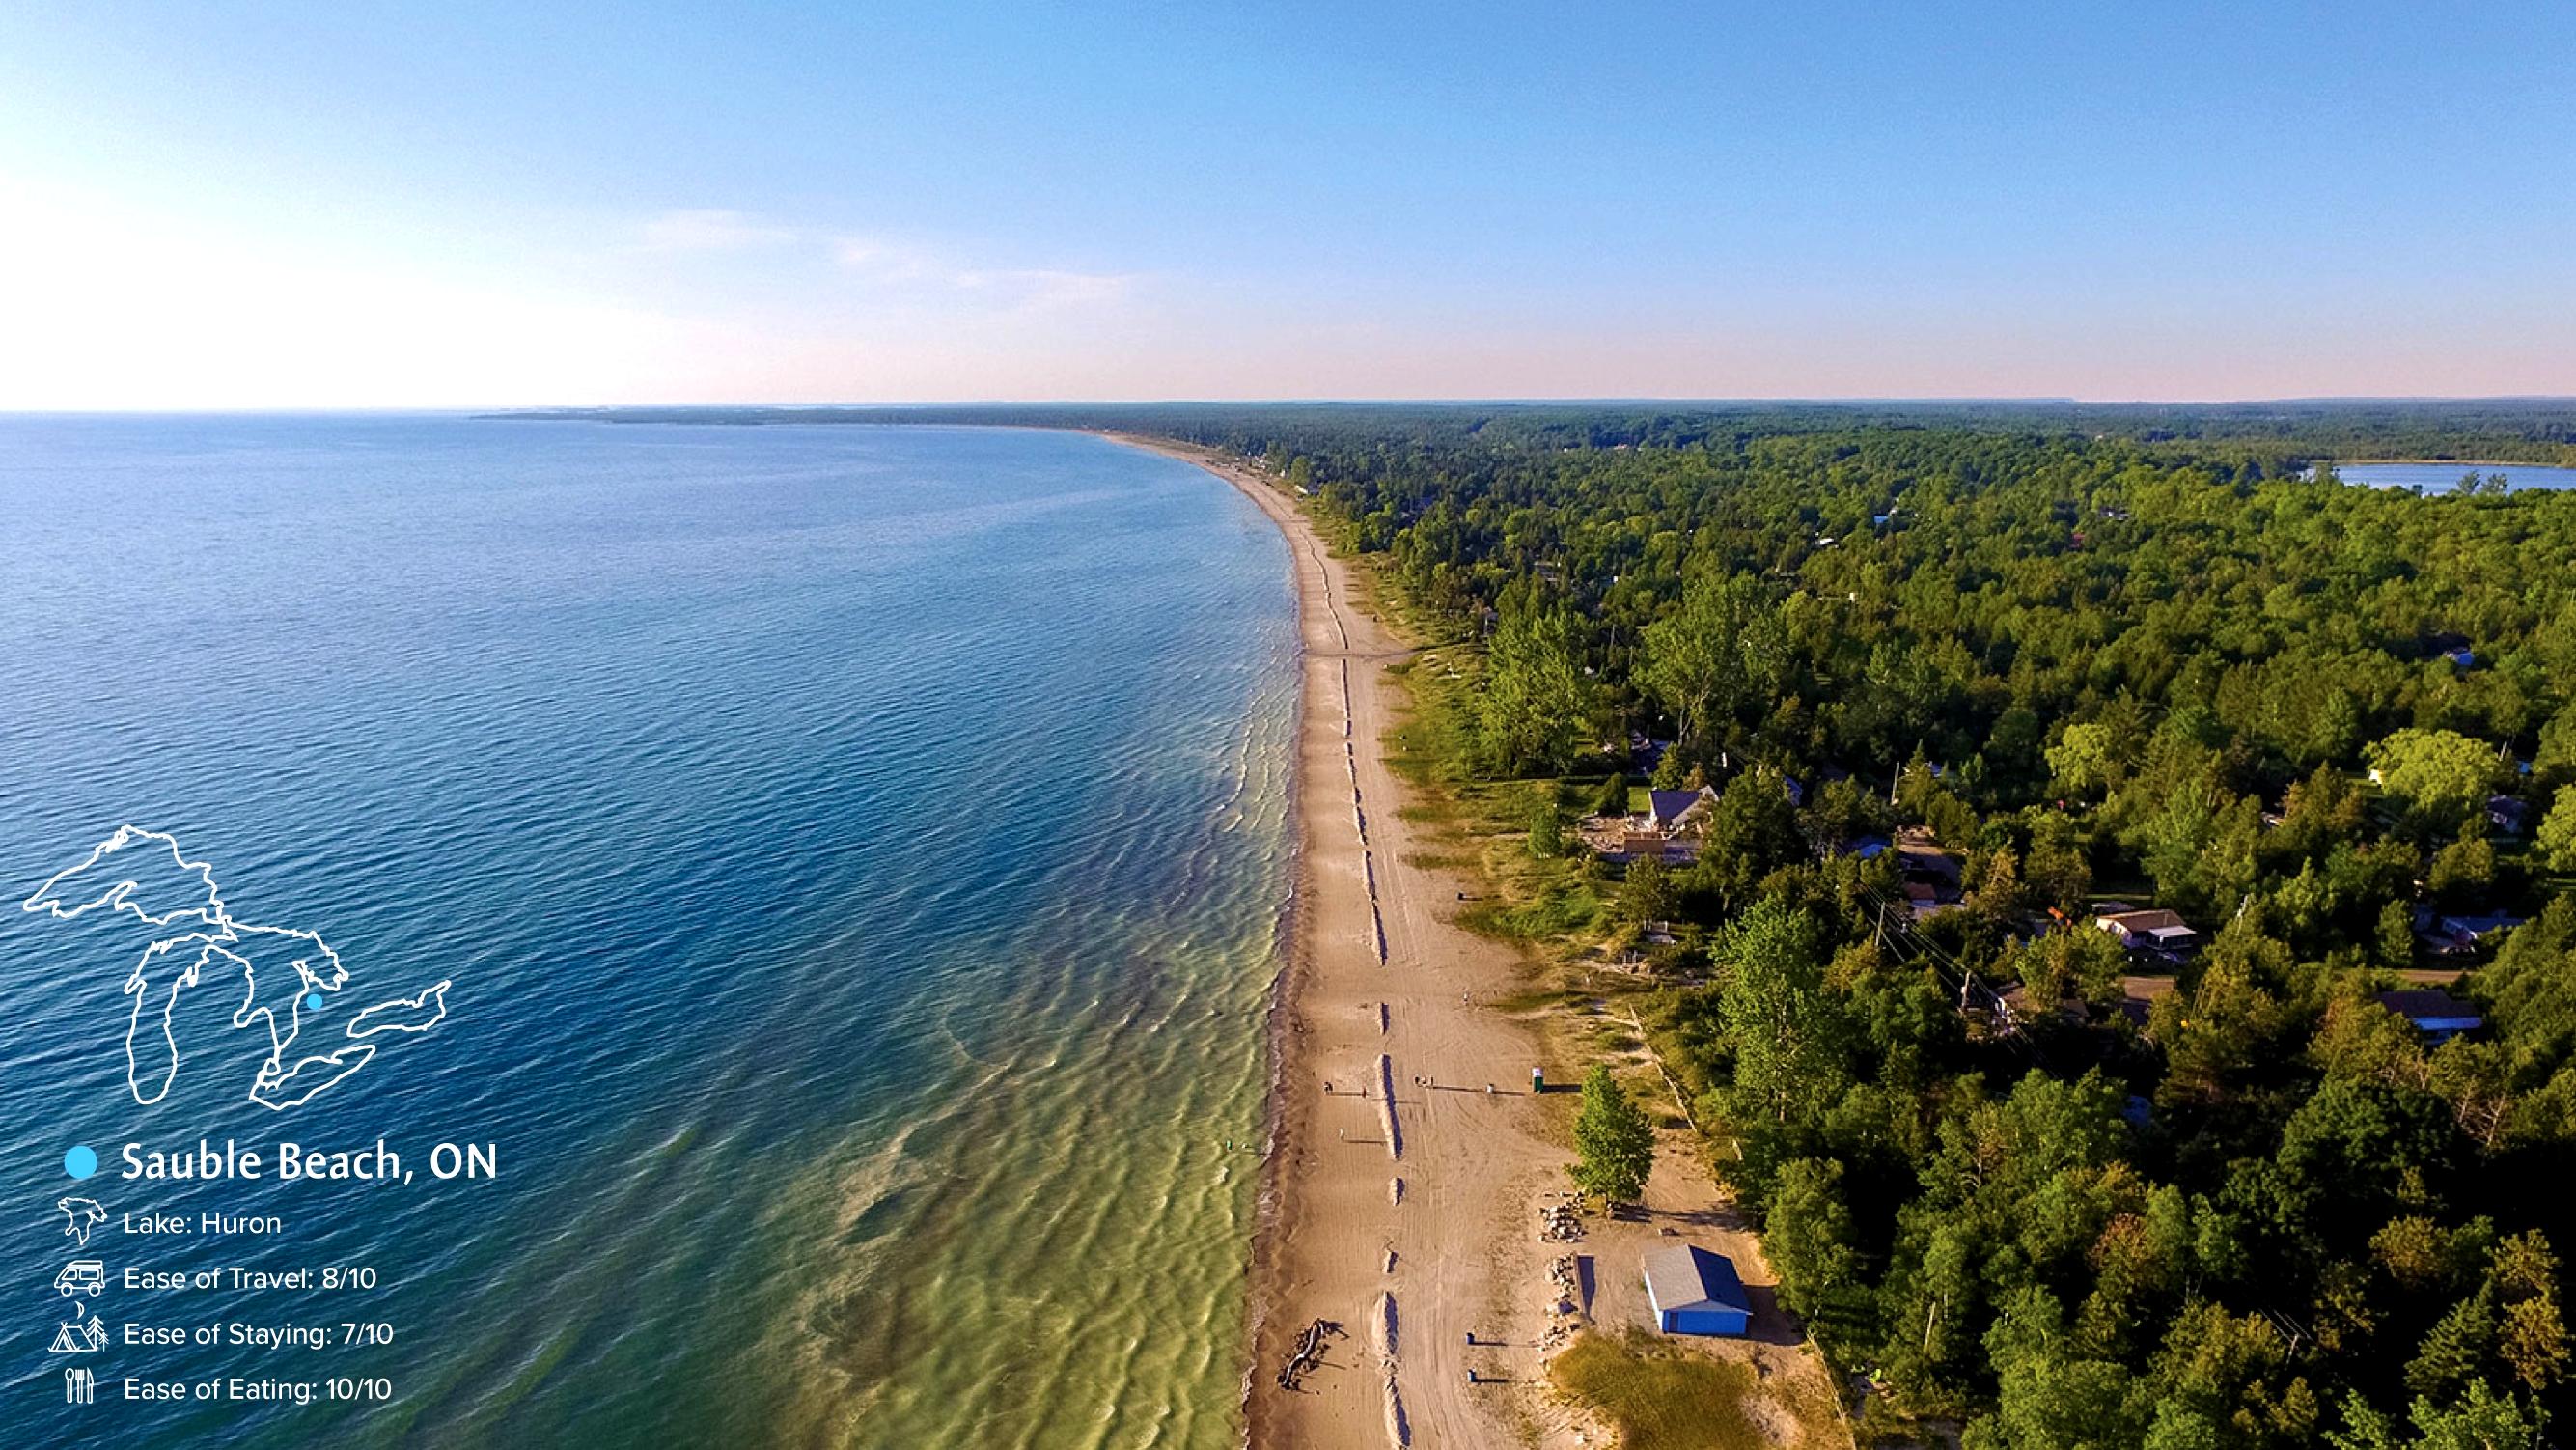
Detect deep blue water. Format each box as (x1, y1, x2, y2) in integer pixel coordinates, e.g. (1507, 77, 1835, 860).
(0, 419, 1296, 1447)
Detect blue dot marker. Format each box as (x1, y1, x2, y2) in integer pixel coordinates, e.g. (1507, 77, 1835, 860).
(64, 1145, 97, 1180)
(306, 991, 324, 1011)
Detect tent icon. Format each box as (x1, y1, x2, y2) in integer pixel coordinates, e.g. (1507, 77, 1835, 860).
(49, 1303, 108, 1354)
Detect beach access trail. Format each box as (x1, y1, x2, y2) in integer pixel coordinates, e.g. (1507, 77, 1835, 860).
(1108, 435, 1573, 1449)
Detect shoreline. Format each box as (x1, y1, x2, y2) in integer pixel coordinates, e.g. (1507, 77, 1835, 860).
(1098, 432, 1570, 1449)
(2329, 456, 2575, 468)
(1094, 432, 1343, 1442)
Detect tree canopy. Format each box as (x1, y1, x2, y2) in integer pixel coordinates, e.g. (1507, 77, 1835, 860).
(1157, 403, 2576, 1444)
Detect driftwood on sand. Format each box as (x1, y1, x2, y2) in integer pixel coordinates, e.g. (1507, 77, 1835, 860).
(1275, 1317, 1345, 1391)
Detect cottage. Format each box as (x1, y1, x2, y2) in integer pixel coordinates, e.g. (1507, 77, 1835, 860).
(1642, 1245, 1751, 1337)
(2096, 908, 2199, 953)
(1591, 783, 1718, 863)
(2376, 989, 2483, 1041)
(1646, 787, 1717, 834)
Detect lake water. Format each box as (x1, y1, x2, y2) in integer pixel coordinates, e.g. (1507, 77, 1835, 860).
(0, 418, 1295, 1447)
(2332, 460, 2576, 492)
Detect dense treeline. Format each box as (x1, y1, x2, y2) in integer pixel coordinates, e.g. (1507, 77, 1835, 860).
(1177, 411, 2576, 1447)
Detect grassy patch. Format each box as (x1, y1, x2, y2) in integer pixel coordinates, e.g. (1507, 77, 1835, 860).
(1465, 878, 1606, 941)
(1490, 985, 1590, 1015)
(1372, 639, 1617, 950)
(1550, 1327, 1771, 1450)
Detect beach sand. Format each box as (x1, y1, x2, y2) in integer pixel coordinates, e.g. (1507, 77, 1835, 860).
(1109, 435, 1575, 1448)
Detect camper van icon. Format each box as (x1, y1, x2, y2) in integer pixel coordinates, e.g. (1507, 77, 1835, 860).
(54, 1261, 105, 1297)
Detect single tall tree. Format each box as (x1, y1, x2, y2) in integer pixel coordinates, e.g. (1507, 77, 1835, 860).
(1569, 1064, 1656, 1205)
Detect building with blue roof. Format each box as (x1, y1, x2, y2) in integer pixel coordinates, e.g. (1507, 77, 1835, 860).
(1642, 1244, 1752, 1337)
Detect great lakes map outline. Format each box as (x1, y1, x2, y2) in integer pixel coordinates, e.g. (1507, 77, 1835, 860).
(22, 826, 451, 1111)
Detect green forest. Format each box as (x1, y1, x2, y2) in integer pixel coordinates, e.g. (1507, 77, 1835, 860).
(1158, 404, 2576, 1448)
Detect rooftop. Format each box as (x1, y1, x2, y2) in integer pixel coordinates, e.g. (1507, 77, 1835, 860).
(2098, 907, 2190, 932)
(1641, 1244, 1750, 1317)
(2376, 989, 2483, 1028)
(1647, 787, 1714, 828)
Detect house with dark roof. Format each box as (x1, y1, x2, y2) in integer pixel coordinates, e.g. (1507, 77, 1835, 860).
(1591, 784, 1717, 864)
(2376, 989, 2483, 1041)
(1647, 787, 1717, 834)
(2096, 907, 2199, 953)
(1642, 1245, 1751, 1337)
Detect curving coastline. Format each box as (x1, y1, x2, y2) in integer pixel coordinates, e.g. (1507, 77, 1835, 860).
(1099, 432, 1572, 1450)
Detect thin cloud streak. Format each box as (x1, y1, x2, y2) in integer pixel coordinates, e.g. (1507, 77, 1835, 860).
(636, 209, 802, 253)
(830, 234, 1134, 313)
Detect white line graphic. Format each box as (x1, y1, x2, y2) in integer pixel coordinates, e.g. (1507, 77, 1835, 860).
(23, 827, 452, 1111)
(56, 1198, 106, 1248)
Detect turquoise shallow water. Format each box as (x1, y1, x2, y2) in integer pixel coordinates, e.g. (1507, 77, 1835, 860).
(0, 419, 1295, 1447)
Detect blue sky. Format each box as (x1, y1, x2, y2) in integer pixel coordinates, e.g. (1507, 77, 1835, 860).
(2, 2, 2569, 405)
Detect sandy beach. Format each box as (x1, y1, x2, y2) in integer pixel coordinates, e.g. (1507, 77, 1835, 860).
(1110, 434, 1571, 1446)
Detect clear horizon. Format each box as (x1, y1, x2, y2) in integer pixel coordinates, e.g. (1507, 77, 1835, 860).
(13, 394, 2576, 418)
(4, 2, 2570, 409)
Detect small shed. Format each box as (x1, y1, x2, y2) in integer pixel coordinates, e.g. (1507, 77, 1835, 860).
(1642, 1245, 1751, 1337)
